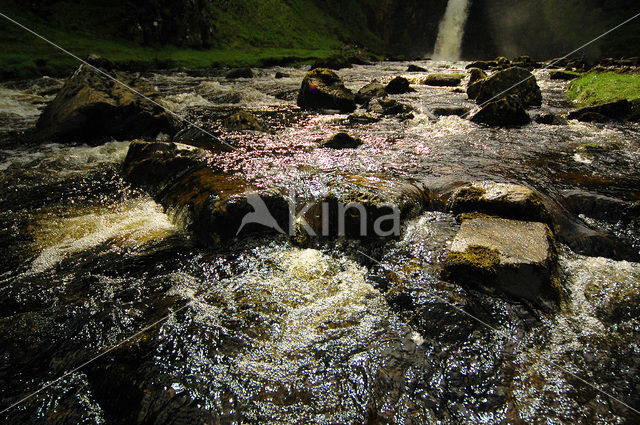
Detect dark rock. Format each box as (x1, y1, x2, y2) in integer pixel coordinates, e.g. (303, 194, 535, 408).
(34, 64, 176, 144)
(534, 112, 567, 125)
(469, 95, 531, 127)
(421, 73, 463, 87)
(442, 216, 559, 305)
(321, 132, 363, 149)
(355, 80, 387, 104)
(549, 70, 581, 80)
(223, 111, 266, 132)
(367, 98, 413, 116)
(174, 126, 233, 151)
(297, 68, 356, 113)
(407, 64, 427, 72)
(275, 71, 289, 79)
(468, 67, 542, 107)
(468, 68, 487, 86)
(385, 76, 415, 94)
(432, 106, 469, 117)
(466, 61, 491, 70)
(226, 67, 254, 79)
(567, 100, 632, 122)
(85, 54, 115, 71)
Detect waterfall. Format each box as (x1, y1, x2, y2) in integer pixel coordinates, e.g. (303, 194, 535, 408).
(433, 0, 471, 60)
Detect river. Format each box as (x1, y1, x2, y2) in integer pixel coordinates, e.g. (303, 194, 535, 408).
(1, 60, 639, 424)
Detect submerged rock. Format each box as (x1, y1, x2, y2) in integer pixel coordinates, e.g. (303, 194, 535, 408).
(385, 76, 415, 94)
(320, 132, 363, 149)
(226, 67, 254, 79)
(567, 100, 632, 122)
(34, 64, 175, 144)
(442, 217, 559, 304)
(469, 95, 531, 127)
(355, 80, 387, 104)
(467, 67, 542, 107)
(348, 111, 382, 124)
(407, 64, 427, 72)
(297, 68, 356, 113)
(367, 98, 413, 116)
(534, 112, 568, 125)
(421, 73, 463, 87)
(432, 106, 469, 117)
(223, 111, 266, 132)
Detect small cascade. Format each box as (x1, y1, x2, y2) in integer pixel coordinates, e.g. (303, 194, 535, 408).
(433, 0, 471, 60)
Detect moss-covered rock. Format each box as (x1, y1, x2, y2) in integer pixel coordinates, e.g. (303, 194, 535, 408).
(355, 80, 387, 105)
(297, 68, 356, 113)
(468, 68, 487, 86)
(385, 76, 415, 94)
(223, 111, 266, 132)
(442, 217, 560, 305)
(567, 100, 632, 122)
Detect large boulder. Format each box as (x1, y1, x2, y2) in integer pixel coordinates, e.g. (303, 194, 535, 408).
(467, 67, 542, 107)
(468, 68, 487, 86)
(297, 68, 356, 113)
(442, 217, 559, 304)
(469, 95, 531, 126)
(34, 65, 175, 143)
(567, 100, 632, 122)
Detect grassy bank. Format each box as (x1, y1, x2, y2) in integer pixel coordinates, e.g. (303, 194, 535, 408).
(0, 1, 380, 80)
(568, 72, 640, 106)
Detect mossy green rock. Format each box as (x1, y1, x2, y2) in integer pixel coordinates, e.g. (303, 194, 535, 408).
(297, 68, 356, 113)
(443, 217, 559, 304)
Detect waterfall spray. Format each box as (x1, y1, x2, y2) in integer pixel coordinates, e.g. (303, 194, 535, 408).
(433, 0, 471, 60)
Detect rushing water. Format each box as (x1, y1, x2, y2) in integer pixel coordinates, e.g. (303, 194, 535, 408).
(0, 61, 639, 424)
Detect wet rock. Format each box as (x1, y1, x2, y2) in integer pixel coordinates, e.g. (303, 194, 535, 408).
(226, 67, 254, 79)
(34, 64, 176, 144)
(320, 132, 363, 149)
(466, 61, 491, 70)
(123, 140, 290, 247)
(469, 95, 531, 127)
(275, 71, 289, 79)
(407, 64, 427, 72)
(534, 112, 567, 125)
(223, 111, 266, 132)
(442, 217, 559, 304)
(432, 106, 469, 117)
(310, 55, 353, 71)
(297, 68, 356, 113)
(549, 70, 581, 80)
(467, 67, 542, 107)
(348, 111, 381, 124)
(567, 100, 632, 122)
(173, 126, 233, 151)
(85, 54, 115, 71)
(450, 181, 551, 223)
(355, 80, 387, 105)
(385, 76, 415, 94)
(421, 73, 463, 87)
(468, 68, 487, 86)
(367, 98, 413, 116)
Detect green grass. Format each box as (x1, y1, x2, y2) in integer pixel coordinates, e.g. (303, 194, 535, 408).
(568, 72, 640, 106)
(0, 1, 382, 80)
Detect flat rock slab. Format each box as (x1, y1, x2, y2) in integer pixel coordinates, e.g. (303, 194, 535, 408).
(443, 217, 559, 304)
